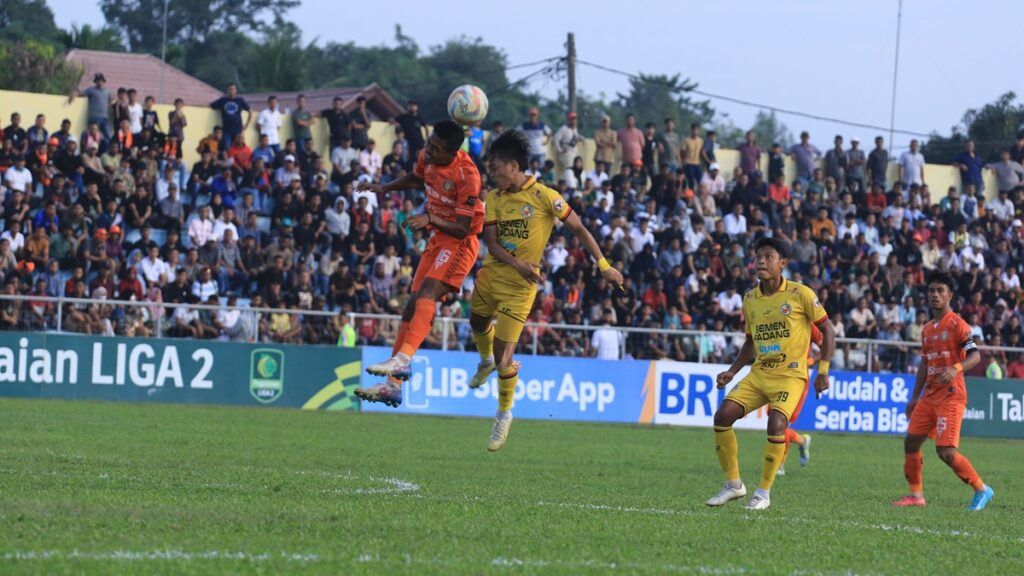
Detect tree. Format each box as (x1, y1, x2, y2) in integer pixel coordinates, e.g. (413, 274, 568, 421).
(61, 24, 126, 52)
(0, 0, 61, 44)
(711, 114, 745, 149)
(611, 73, 714, 131)
(100, 0, 298, 64)
(921, 92, 1024, 165)
(748, 110, 794, 149)
(0, 40, 82, 95)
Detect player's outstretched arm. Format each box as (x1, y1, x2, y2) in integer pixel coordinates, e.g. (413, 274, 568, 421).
(481, 223, 541, 284)
(563, 211, 623, 287)
(361, 172, 424, 194)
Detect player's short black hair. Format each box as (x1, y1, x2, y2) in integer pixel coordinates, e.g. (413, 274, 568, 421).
(927, 270, 956, 293)
(754, 236, 788, 259)
(433, 120, 465, 152)
(488, 129, 530, 171)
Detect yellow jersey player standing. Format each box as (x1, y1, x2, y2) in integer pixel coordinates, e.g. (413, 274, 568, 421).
(708, 237, 835, 510)
(469, 129, 623, 451)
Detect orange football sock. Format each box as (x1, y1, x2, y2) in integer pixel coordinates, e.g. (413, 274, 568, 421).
(904, 451, 923, 494)
(391, 320, 410, 356)
(399, 299, 437, 358)
(949, 453, 985, 491)
(784, 428, 803, 450)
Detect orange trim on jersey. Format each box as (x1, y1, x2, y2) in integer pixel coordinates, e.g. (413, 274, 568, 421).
(484, 219, 498, 226)
(558, 207, 572, 221)
(813, 315, 829, 325)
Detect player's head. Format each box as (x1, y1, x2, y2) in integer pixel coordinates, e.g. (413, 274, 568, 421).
(753, 237, 787, 281)
(926, 270, 956, 313)
(424, 120, 464, 165)
(486, 129, 530, 189)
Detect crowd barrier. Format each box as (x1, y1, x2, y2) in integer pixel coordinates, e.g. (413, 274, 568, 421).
(1, 333, 1019, 439)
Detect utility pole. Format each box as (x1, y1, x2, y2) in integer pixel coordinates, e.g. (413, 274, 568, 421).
(566, 32, 577, 114)
(888, 0, 902, 150)
(160, 0, 169, 103)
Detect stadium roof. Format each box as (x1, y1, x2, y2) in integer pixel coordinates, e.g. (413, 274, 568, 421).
(241, 84, 406, 121)
(66, 49, 224, 106)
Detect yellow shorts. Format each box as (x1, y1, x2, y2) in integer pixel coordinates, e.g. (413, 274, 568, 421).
(469, 266, 537, 343)
(724, 374, 807, 421)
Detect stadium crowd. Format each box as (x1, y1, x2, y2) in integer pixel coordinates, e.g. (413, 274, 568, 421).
(2, 73, 1024, 377)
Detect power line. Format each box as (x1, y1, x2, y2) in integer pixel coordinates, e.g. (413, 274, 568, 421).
(576, 59, 934, 139)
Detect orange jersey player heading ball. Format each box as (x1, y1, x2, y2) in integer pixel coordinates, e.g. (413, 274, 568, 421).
(894, 271, 994, 510)
(355, 120, 485, 407)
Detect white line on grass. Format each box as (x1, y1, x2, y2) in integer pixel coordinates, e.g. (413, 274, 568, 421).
(1, 551, 320, 562)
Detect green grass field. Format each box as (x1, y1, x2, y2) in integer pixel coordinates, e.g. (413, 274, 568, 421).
(1, 398, 1022, 575)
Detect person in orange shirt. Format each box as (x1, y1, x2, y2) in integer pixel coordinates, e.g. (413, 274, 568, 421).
(355, 121, 484, 406)
(893, 271, 993, 510)
(810, 207, 837, 240)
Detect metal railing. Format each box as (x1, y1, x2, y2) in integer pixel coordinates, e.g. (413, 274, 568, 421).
(2, 294, 1022, 373)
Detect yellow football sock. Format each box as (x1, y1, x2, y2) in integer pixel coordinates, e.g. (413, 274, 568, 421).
(497, 365, 518, 412)
(714, 426, 740, 482)
(472, 325, 495, 362)
(760, 435, 787, 490)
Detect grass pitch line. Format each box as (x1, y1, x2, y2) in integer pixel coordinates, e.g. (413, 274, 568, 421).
(491, 556, 752, 574)
(1, 550, 320, 562)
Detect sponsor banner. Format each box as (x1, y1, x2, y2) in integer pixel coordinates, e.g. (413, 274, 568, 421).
(359, 347, 650, 422)
(963, 377, 1024, 439)
(0, 332, 361, 411)
(791, 371, 913, 435)
(640, 362, 766, 430)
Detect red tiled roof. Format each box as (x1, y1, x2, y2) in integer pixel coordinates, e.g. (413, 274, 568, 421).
(66, 49, 224, 106)
(241, 83, 406, 121)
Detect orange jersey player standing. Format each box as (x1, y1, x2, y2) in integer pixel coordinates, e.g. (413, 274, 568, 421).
(355, 120, 485, 407)
(893, 271, 994, 510)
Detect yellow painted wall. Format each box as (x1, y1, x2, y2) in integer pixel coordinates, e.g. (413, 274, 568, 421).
(1, 88, 996, 201)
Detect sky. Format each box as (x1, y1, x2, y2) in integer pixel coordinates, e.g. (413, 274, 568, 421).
(51, 0, 1021, 151)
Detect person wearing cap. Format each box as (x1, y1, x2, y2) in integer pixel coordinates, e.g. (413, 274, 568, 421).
(69, 73, 114, 140)
(701, 161, 726, 198)
(553, 110, 581, 176)
(518, 107, 551, 165)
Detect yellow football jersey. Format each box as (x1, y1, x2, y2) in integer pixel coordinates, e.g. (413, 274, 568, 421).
(483, 176, 571, 289)
(742, 278, 828, 382)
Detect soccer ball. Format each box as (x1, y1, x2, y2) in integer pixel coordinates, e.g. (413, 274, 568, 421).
(447, 84, 489, 126)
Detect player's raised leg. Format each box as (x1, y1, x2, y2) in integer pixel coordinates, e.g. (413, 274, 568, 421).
(487, 337, 519, 452)
(468, 292, 497, 389)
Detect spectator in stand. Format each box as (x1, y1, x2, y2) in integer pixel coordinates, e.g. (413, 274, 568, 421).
(210, 83, 251, 150)
(168, 98, 187, 144)
(358, 140, 382, 181)
(681, 123, 704, 190)
(737, 130, 761, 177)
(899, 139, 925, 188)
(986, 150, 1024, 195)
(69, 73, 114, 140)
(787, 131, 822, 186)
(392, 99, 428, 161)
(349, 96, 371, 151)
(519, 107, 551, 165)
(553, 111, 581, 176)
(26, 114, 48, 150)
(593, 115, 617, 166)
(617, 113, 644, 169)
(658, 118, 680, 172)
(257, 95, 282, 154)
(954, 139, 985, 195)
(292, 94, 313, 147)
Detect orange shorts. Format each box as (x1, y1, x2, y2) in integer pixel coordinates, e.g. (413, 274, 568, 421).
(907, 401, 965, 447)
(411, 233, 479, 292)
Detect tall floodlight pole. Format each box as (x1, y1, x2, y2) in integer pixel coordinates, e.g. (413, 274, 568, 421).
(888, 0, 903, 149)
(160, 0, 169, 102)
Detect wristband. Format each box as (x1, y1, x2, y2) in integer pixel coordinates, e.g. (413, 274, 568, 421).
(954, 362, 963, 373)
(817, 360, 830, 376)
(597, 257, 611, 272)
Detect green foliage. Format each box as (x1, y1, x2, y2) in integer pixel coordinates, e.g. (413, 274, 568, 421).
(922, 92, 1024, 165)
(749, 109, 794, 149)
(1, 398, 1021, 574)
(0, 0, 61, 44)
(0, 40, 81, 95)
(61, 24, 126, 52)
(611, 73, 715, 130)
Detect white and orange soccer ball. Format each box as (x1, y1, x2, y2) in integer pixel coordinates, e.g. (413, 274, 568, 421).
(447, 84, 489, 126)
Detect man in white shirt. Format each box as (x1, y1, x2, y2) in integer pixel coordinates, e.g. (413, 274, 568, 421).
(127, 89, 143, 134)
(4, 156, 33, 194)
(139, 245, 169, 286)
(331, 137, 359, 181)
(325, 197, 351, 237)
(717, 286, 743, 320)
(591, 313, 623, 360)
(837, 214, 860, 241)
(700, 162, 726, 196)
(585, 161, 609, 188)
(723, 204, 747, 237)
(191, 267, 219, 302)
(630, 218, 656, 254)
(358, 139, 382, 179)
(0, 221, 25, 255)
(189, 205, 215, 247)
(871, 233, 894, 262)
(898, 139, 925, 188)
(256, 95, 282, 152)
(988, 189, 1015, 222)
(212, 207, 239, 242)
(553, 111, 581, 174)
(546, 237, 569, 273)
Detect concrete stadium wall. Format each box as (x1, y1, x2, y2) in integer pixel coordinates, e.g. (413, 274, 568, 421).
(1, 88, 995, 199)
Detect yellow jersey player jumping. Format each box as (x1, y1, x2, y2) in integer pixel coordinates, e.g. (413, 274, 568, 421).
(468, 129, 623, 451)
(708, 237, 835, 510)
